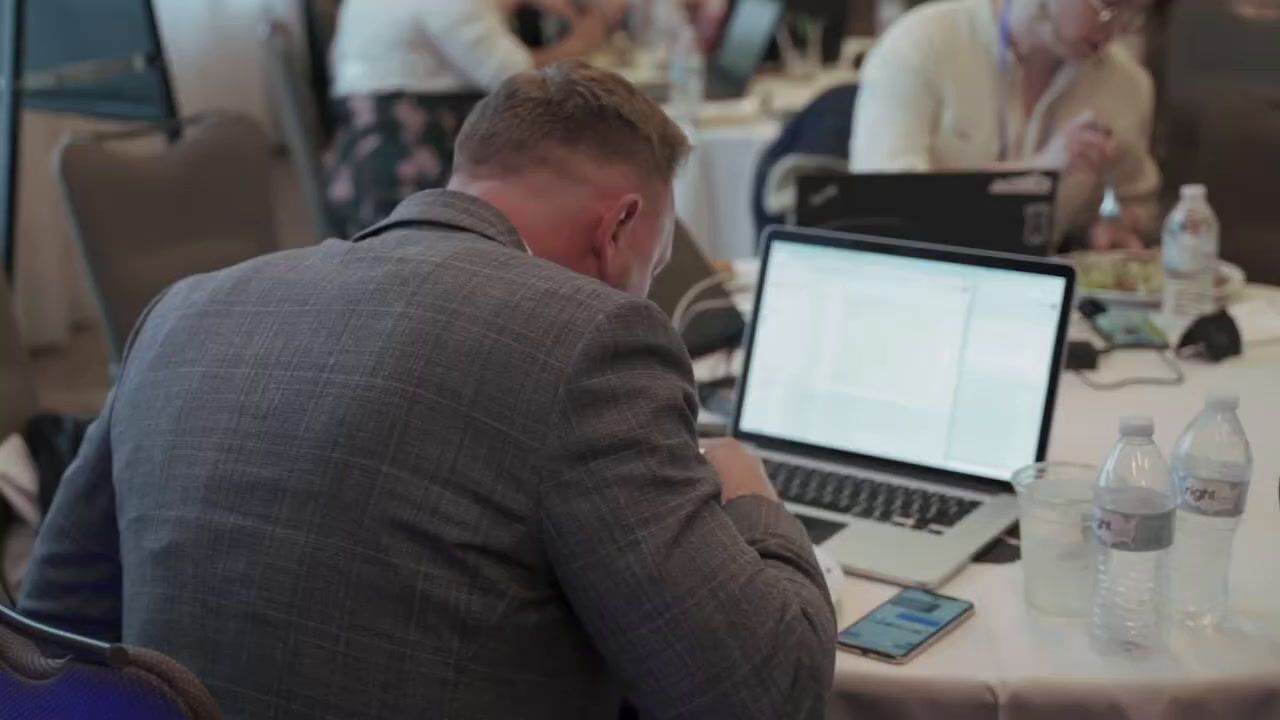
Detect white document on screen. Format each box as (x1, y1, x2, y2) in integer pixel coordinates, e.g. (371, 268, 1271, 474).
(739, 241, 1065, 482)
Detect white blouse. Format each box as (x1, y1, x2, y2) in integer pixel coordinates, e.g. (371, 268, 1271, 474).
(330, 0, 535, 97)
(850, 0, 1161, 237)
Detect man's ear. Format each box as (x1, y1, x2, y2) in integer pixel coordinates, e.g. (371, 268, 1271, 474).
(609, 194, 644, 244)
(592, 193, 644, 267)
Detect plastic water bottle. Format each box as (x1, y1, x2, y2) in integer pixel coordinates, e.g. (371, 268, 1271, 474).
(667, 19, 705, 135)
(1090, 417, 1176, 657)
(1171, 393, 1253, 627)
(1161, 184, 1220, 338)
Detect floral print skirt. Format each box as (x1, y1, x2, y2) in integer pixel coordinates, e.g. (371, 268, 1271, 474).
(323, 92, 483, 238)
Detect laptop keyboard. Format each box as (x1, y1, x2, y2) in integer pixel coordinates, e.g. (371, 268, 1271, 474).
(764, 459, 982, 535)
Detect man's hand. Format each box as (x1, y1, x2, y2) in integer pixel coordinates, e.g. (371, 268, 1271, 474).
(1039, 111, 1119, 177)
(700, 438, 779, 505)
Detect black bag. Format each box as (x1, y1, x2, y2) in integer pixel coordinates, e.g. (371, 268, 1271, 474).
(0, 415, 92, 602)
(22, 414, 93, 515)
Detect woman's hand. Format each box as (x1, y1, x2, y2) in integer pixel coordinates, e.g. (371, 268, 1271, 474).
(1089, 218, 1146, 251)
(1039, 111, 1119, 177)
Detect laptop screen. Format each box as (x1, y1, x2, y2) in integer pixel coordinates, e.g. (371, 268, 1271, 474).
(736, 236, 1069, 483)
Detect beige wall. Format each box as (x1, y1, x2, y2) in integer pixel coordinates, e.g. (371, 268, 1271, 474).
(152, 0, 303, 130)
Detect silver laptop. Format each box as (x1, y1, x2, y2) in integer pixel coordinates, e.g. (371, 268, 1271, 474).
(733, 226, 1075, 588)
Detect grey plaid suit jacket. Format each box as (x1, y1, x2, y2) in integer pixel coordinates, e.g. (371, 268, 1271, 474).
(20, 190, 836, 720)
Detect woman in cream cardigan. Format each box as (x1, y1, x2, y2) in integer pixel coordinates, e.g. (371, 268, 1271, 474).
(851, 0, 1160, 251)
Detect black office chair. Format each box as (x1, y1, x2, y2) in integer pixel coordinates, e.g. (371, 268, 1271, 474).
(752, 83, 859, 244)
(0, 604, 222, 719)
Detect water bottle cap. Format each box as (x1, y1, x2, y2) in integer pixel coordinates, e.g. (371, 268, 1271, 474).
(1181, 184, 1208, 200)
(1119, 416, 1155, 437)
(1206, 392, 1240, 411)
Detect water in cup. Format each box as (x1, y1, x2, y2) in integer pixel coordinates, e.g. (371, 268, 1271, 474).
(1013, 463, 1096, 617)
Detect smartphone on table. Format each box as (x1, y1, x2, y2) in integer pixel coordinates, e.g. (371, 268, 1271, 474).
(837, 588, 974, 665)
(1089, 310, 1170, 350)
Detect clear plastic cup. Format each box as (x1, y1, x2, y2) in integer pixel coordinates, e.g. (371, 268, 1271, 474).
(1012, 463, 1098, 618)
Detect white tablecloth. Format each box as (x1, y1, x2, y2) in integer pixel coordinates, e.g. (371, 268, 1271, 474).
(696, 282, 1280, 718)
(823, 285, 1280, 720)
(675, 117, 781, 261)
(674, 71, 856, 261)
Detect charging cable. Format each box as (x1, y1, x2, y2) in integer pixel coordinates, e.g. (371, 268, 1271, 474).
(1074, 348, 1186, 391)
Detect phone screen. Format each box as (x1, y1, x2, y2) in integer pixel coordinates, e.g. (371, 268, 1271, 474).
(1090, 310, 1169, 350)
(837, 589, 973, 662)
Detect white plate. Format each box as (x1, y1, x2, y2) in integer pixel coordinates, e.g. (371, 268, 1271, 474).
(1068, 250, 1247, 307)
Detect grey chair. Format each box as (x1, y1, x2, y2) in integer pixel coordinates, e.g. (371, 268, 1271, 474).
(0, 604, 222, 719)
(57, 113, 280, 363)
(0, 273, 37, 443)
(262, 19, 336, 239)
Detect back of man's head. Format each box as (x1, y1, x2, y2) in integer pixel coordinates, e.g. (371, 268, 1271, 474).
(454, 60, 690, 186)
(450, 61, 691, 297)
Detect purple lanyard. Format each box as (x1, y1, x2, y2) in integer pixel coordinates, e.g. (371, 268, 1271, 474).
(997, 0, 1015, 162)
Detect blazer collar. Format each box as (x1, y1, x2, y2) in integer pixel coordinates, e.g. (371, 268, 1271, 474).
(350, 190, 529, 253)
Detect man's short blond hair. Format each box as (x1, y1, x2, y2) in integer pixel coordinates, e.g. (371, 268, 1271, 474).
(454, 61, 691, 184)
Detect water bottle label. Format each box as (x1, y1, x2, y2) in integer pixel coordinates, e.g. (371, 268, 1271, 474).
(1093, 507, 1174, 552)
(1164, 243, 1200, 273)
(1178, 476, 1248, 517)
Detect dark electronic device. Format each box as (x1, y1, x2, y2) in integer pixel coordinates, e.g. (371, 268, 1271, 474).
(1077, 297, 1106, 318)
(1065, 340, 1100, 371)
(1178, 310, 1243, 362)
(649, 225, 746, 358)
(795, 172, 1060, 257)
(837, 588, 975, 664)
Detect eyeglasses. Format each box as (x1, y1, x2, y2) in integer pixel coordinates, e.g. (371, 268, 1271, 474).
(1086, 0, 1147, 30)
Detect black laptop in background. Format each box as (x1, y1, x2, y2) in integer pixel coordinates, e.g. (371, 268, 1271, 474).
(794, 172, 1061, 257)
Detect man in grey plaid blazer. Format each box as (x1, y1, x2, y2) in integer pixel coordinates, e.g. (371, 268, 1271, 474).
(20, 62, 836, 719)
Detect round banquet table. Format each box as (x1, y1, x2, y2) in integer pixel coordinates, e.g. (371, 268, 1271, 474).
(675, 117, 781, 261)
(823, 284, 1280, 720)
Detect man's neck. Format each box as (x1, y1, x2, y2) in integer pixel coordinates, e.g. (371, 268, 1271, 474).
(447, 175, 594, 271)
